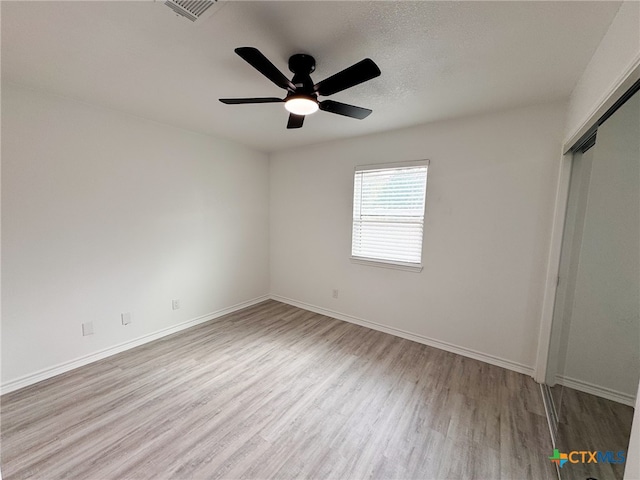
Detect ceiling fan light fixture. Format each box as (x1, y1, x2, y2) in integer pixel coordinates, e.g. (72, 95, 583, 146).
(284, 96, 319, 115)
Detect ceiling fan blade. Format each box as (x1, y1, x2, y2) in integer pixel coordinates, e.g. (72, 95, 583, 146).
(219, 97, 284, 104)
(287, 114, 305, 129)
(235, 47, 296, 92)
(314, 58, 381, 96)
(319, 100, 372, 119)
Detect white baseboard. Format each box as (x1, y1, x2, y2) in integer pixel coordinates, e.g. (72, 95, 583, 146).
(1, 295, 270, 395)
(2, 294, 539, 395)
(270, 295, 535, 377)
(555, 375, 636, 407)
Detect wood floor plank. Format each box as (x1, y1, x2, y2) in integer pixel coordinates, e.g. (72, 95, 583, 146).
(1, 300, 555, 479)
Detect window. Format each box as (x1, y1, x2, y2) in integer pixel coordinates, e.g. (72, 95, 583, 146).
(351, 161, 429, 271)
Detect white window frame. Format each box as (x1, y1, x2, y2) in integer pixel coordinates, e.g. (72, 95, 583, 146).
(350, 160, 429, 272)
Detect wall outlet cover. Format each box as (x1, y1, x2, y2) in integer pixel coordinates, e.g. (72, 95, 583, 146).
(82, 322, 94, 336)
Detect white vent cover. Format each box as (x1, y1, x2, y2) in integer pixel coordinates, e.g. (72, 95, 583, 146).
(164, 0, 217, 22)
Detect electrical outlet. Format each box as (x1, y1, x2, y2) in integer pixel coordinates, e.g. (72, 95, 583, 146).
(172, 299, 180, 310)
(332, 289, 339, 299)
(82, 321, 94, 336)
(121, 312, 132, 326)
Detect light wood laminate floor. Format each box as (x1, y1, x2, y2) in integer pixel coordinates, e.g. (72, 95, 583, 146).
(552, 385, 634, 480)
(1, 300, 555, 479)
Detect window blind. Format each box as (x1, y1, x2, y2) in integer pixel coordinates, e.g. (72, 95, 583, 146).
(352, 163, 428, 266)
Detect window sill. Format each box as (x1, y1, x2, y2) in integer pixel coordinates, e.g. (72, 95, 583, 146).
(350, 256, 423, 273)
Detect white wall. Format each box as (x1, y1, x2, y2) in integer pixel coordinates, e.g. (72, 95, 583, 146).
(270, 102, 566, 372)
(565, 1, 640, 142)
(1, 84, 270, 388)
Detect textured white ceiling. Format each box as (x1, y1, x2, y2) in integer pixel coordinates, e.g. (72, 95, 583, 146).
(1, 1, 621, 152)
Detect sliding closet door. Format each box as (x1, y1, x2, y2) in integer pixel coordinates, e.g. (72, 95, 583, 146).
(561, 91, 639, 406)
(549, 89, 639, 480)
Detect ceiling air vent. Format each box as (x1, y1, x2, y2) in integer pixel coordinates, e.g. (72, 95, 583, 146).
(164, 0, 218, 22)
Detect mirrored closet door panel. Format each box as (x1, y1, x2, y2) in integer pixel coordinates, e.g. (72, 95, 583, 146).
(544, 88, 639, 480)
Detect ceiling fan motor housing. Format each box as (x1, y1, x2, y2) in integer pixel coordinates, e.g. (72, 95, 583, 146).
(289, 54, 316, 92)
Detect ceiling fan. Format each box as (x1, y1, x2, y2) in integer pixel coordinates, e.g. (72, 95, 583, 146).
(219, 47, 381, 129)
